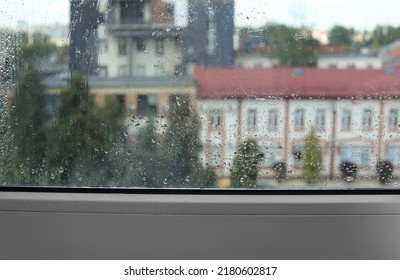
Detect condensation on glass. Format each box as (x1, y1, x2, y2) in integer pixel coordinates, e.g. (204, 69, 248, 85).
(1, 0, 400, 189)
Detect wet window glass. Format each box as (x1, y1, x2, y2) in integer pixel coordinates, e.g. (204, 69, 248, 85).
(1, 0, 400, 190)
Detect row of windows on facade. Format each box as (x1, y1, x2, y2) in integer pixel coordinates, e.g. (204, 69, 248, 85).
(328, 63, 375, 70)
(98, 64, 167, 78)
(210, 109, 400, 131)
(99, 38, 173, 57)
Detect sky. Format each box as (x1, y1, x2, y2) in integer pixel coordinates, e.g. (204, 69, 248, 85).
(1, 0, 400, 31)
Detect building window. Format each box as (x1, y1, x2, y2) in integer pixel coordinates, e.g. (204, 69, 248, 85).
(389, 109, 398, 129)
(268, 109, 278, 130)
(117, 65, 128, 77)
(316, 109, 325, 129)
(137, 39, 146, 52)
(247, 109, 256, 128)
(155, 38, 165, 56)
(118, 38, 127, 56)
(166, 3, 175, 17)
(387, 145, 400, 164)
(44, 95, 59, 120)
(99, 39, 108, 54)
(347, 63, 356, 69)
(98, 66, 108, 78)
(340, 145, 370, 165)
(154, 63, 164, 77)
(120, 1, 144, 24)
(362, 109, 372, 130)
(136, 64, 145, 76)
(211, 111, 221, 126)
(137, 94, 158, 117)
(342, 109, 351, 130)
(260, 145, 277, 166)
(294, 109, 304, 130)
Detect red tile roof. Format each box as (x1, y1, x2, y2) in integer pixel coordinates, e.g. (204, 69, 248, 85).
(194, 67, 400, 99)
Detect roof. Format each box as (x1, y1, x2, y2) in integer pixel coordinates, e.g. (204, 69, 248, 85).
(194, 67, 400, 99)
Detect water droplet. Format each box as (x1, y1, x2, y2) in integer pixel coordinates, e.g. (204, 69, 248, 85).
(50, 173, 55, 180)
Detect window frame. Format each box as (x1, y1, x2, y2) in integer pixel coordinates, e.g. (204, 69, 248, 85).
(341, 109, 352, 131)
(294, 109, 305, 131)
(362, 109, 373, 131)
(389, 109, 399, 130)
(247, 108, 257, 128)
(267, 109, 278, 130)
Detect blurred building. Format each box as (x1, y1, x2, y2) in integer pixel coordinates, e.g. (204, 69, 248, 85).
(69, 0, 102, 74)
(195, 67, 400, 179)
(380, 40, 400, 68)
(184, 0, 234, 68)
(318, 46, 382, 69)
(97, 0, 184, 78)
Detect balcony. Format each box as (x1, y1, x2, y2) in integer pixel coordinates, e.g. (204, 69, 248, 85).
(107, 0, 152, 30)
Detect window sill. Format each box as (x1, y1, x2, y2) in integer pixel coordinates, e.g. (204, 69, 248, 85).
(1, 189, 400, 259)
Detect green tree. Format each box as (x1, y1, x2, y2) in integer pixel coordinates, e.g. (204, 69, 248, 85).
(161, 95, 203, 187)
(96, 95, 128, 185)
(21, 32, 57, 63)
(46, 74, 126, 185)
(303, 128, 322, 184)
(263, 24, 320, 67)
(0, 98, 14, 184)
(201, 166, 218, 188)
(328, 25, 355, 47)
(10, 64, 47, 184)
(230, 139, 260, 187)
(126, 117, 164, 187)
(369, 25, 400, 52)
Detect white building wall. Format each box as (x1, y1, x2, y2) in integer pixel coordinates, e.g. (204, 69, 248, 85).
(381, 99, 400, 177)
(318, 56, 383, 69)
(240, 99, 286, 177)
(334, 100, 380, 177)
(98, 34, 182, 78)
(198, 97, 400, 181)
(198, 99, 239, 177)
(235, 54, 278, 69)
(132, 37, 182, 77)
(287, 100, 334, 178)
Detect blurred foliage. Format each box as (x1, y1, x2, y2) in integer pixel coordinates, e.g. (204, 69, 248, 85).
(238, 23, 320, 67)
(230, 139, 260, 187)
(128, 95, 207, 187)
(201, 165, 218, 188)
(125, 116, 164, 187)
(45, 74, 126, 185)
(303, 129, 322, 184)
(10, 64, 47, 184)
(264, 24, 319, 67)
(328, 25, 355, 47)
(161, 95, 204, 186)
(21, 32, 57, 63)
